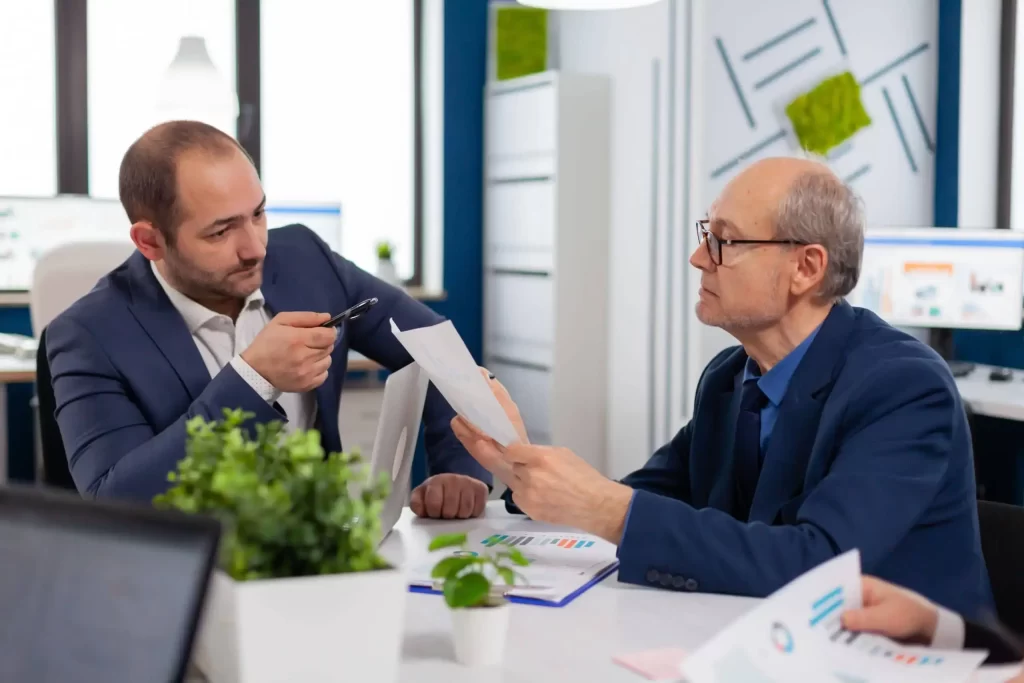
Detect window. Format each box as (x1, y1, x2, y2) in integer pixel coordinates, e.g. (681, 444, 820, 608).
(0, 3, 57, 196)
(86, 0, 236, 199)
(260, 2, 416, 278)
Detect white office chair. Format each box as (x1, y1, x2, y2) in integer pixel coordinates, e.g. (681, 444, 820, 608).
(30, 240, 137, 334)
(30, 240, 136, 486)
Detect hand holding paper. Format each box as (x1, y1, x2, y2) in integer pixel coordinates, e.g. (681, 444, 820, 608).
(389, 319, 521, 446)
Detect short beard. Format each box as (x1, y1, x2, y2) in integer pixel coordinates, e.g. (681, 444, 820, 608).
(163, 247, 261, 303)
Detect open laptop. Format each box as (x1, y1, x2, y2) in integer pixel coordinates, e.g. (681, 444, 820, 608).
(369, 362, 429, 540)
(0, 485, 220, 683)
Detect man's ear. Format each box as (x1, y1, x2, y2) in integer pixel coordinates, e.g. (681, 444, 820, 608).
(130, 221, 167, 261)
(790, 244, 828, 297)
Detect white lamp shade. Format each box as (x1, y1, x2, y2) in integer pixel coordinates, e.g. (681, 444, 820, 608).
(155, 36, 238, 135)
(516, 0, 662, 8)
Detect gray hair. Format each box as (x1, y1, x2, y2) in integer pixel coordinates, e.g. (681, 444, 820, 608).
(774, 171, 865, 302)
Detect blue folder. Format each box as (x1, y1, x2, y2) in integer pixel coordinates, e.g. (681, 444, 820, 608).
(408, 560, 619, 608)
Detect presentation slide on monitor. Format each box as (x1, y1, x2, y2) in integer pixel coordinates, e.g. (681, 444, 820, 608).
(846, 230, 1024, 331)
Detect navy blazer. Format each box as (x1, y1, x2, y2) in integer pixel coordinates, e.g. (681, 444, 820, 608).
(46, 225, 491, 501)
(616, 302, 994, 619)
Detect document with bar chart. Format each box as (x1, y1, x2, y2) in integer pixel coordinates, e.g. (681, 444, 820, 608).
(407, 528, 619, 607)
(681, 550, 989, 683)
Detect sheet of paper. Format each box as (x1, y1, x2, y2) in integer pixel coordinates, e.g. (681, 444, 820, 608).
(971, 664, 1024, 683)
(389, 319, 521, 446)
(681, 550, 989, 683)
(613, 648, 688, 681)
(407, 528, 619, 604)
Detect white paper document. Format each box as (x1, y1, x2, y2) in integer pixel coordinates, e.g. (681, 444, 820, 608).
(389, 318, 521, 446)
(681, 550, 989, 683)
(407, 528, 619, 606)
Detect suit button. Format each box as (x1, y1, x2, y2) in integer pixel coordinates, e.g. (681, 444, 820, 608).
(659, 574, 673, 587)
(685, 578, 699, 591)
(671, 576, 686, 589)
(646, 569, 660, 583)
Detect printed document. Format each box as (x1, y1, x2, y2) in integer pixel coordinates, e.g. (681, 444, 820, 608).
(681, 550, 989, 683)
(407, 528, 619, 605)
(390, 319, 521, 446)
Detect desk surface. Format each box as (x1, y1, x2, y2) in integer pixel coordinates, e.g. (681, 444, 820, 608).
(955, 363, 1024, 422)
(188, 501, 758, 682)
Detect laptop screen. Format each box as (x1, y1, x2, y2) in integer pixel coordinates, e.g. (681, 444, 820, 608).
(0, 487, 219, 683)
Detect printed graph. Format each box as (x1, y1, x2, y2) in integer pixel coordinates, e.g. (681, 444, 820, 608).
(811, 586, 952, 667)
(480, 534, 597, 549)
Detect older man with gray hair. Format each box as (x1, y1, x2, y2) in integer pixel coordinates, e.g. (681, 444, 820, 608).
(455, 157, 995, 620)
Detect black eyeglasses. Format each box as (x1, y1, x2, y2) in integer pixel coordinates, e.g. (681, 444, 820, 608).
(695, 219, 806, 266)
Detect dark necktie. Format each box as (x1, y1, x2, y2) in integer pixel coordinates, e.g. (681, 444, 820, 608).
(734, 379, 768, 521)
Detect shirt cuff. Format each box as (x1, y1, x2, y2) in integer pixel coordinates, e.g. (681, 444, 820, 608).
(229, 355, 282, 405)
(931, 606, 966, 650)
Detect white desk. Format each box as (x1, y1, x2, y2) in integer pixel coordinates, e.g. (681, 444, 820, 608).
(188, 502, 759, 682)
(955, 364, 1024, 422)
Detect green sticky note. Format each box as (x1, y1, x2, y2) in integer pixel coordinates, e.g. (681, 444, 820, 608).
(495, 6, 548, 81)
(784, 71, 872, 156)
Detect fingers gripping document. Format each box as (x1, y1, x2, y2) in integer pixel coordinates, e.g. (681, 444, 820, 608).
(389, 319, 521, 446)
(680, 550, 989, 683)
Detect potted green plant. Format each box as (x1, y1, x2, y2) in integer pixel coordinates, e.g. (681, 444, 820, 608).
(427, 532, 530, 667)
(375, 240, 399, 285)
(154, 409, 403, 683)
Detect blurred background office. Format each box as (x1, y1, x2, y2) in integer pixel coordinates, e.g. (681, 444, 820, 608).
(3, 0, 1024, 508)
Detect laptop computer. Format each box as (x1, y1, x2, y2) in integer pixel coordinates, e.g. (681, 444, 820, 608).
(369, 362, 429, 540)
(0, 485, 220, 683)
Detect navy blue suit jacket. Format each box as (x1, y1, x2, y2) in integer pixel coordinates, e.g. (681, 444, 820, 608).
(46, 225, 491, 501)
(616, 302, 994, 619)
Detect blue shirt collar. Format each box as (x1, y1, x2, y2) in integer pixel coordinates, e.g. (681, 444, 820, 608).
(741, 325, 822, 407)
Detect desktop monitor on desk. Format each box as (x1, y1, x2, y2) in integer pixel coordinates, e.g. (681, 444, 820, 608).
(846, 227, 1024, 377)
(845, 227, 1024, 332)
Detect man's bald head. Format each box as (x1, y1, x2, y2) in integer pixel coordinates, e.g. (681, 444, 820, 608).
(119, 120, 253, 241)
(711, 156, 863, 302)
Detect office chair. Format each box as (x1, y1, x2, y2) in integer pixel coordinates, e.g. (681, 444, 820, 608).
(36, 328, 75, 490)
(30, 241, 136, 490)
(977, 500, 1024, 636)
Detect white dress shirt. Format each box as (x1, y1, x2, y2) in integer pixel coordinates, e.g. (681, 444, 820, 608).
(151, 262, 316, 431)
(932, 605, 967, 649)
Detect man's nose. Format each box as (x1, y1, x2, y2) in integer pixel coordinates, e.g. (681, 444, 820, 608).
(690, 241, 714, 272)
(237, 222, 267, 261)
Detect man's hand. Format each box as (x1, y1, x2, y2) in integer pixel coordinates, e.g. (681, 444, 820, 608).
(505, 443, 633, 543)
(410, 473, 488, 519)
(840, 577, 940, 645)
(241, 312, 337, 392)
(481, 369, 529, 444)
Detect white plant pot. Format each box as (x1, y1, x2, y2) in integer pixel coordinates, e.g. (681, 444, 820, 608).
(450, 601, 511, 667)
(376, 258, 399, 286)
(194, 568, 406, 683)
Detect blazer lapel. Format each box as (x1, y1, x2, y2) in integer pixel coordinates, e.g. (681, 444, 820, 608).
(261, 256, 342, 451)
(125, 253, 210, 401)
(749, 302, 858, 523)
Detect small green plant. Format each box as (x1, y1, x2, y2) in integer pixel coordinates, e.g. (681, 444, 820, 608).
(154, 409, 391, 581)
(784, 70, 872, 156)
(376, 241, 394, 261)
(428, 532, 531, 608)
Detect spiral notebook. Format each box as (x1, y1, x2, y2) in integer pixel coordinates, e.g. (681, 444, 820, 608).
(406, 528, 619, 608)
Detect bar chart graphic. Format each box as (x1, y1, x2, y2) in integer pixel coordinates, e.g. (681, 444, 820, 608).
(810, 586, 845, 628)
(480, 533, 597, 549)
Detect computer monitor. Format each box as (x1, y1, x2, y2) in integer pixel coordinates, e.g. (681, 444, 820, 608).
(846, 227, 1024, 331)
(0, 486, 220, 683)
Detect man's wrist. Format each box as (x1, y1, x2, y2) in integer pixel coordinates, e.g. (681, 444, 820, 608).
(585, 481, 634, 544)
(230, 355, 282, 405)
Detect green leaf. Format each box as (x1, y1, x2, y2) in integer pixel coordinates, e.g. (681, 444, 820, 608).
(497, 567, 516, 586)
(430, 555, 476, 579)
(428, 532, 468, 552)
(506, 548, 530, 566)
(446, 572, 491, 608)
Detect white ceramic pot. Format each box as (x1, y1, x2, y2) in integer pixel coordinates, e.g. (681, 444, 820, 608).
(194, 568, 406, 683)
(450, 601, 511, 667)
(376, 258, 399, 286)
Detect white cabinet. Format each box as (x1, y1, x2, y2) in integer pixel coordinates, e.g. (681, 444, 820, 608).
(483, 71, 611, 473)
